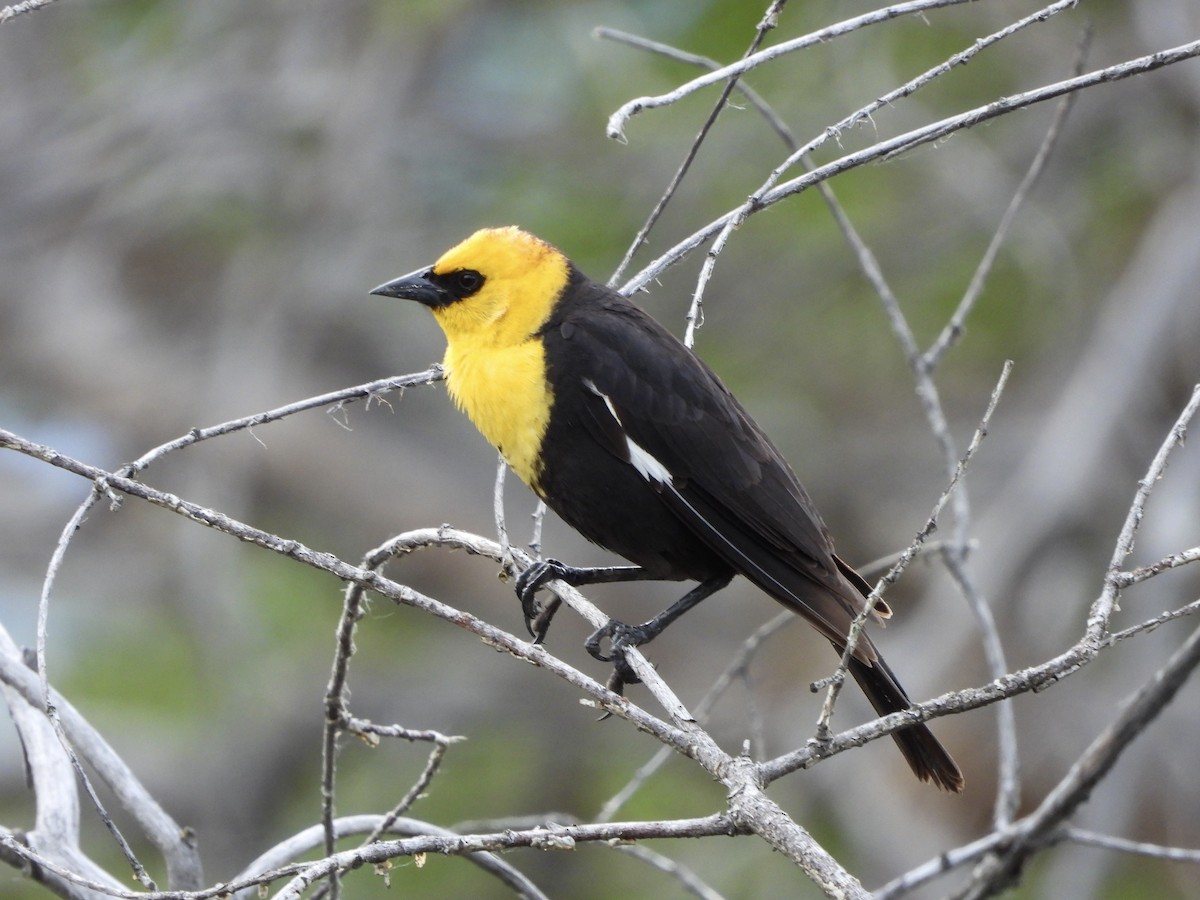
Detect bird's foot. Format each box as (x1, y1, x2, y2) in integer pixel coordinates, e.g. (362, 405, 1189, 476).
(585, 619, 653, 695)
(515, 559, 569, 642)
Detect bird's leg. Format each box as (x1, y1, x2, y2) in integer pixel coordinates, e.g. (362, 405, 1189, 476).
(586, 574, 733, 694)
(514, 559, 649, 642)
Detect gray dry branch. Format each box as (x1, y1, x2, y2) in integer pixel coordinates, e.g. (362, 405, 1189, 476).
(617, 37, 1200, 297)
(3, 381, 1198, 897)
(0, 0, 58, 24)
(4, 1, 1200, 898)
(0, 427, 865, 895)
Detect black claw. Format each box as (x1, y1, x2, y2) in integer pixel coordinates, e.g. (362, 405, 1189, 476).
(611, 647, 643, 687)
(585, 620, 650, 661)
(584, 620, 617, 662)
(586, 620, 650, 692)
(530, 596, 561, 645)
(594, 667, 628, 721)
(515, 559, 566, 639)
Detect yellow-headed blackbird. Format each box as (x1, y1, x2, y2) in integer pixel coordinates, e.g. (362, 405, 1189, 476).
(371, 226, 963, 791)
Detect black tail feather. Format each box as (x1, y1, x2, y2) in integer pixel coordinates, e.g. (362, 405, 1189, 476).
(846, 654, 964, 793)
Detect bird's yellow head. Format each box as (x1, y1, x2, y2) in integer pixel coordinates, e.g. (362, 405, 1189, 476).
(371, 226, 570, 348)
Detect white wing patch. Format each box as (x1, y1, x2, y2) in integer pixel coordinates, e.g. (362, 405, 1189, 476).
(584, 379, 673, 486)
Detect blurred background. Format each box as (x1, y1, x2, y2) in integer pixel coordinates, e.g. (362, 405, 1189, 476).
(2, 0, 1199, 897)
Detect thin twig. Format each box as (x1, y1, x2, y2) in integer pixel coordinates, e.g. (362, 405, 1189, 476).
(605, 0, 788, 293)
(955, 621, 1200, 900)
(494, 452, 514, 570)
(273, 815, 742, 900)
(233, 815, 551, 900)
(1114, 548, 1200, 589)
(619, 38, 1200, 297)
(596, 611, 793, 823)
(1101, 598, 1200, 647)
(1090, 385, 1200, 643)
(678, 0, 1077, 344)
(924, 23, 1090, 369)
(814, 362, 1012, 739)
(1061, 828, 1200, 863)
(0, 0, 57, 24)
(595, 27, 796, 147)
(309, 742, 465, 900)
(368, 742, 455, 840)
(607, 0, 987, 141)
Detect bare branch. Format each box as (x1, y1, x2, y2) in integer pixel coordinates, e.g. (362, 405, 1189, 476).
(814, 361, 1012, 738)
(0, 428, 874, 894)
(594, 27, 795, 147)
(1101, 598, 1200, 647)
(1114, 547, 1200, 589)
(0, 625, 203, 893)
(606, 0, 985, 141)
(959, 621, 1200, 899)
(1090, 385, 1200, 642)
(271, 815, 741, 900)
(596, 612, 792, 823)
(1061, 828, 1200, 864)
(923, 27, 1089, 368)
(0, 0, 58, 24)
(620, 38, 1200, 296)
(676, 0, 1078, 343)
(604, 0, 788, 291)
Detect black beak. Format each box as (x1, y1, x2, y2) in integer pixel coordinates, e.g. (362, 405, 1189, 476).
(369, 267, 450, 307)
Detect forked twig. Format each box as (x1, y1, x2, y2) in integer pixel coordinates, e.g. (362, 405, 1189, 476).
(606, 0, 789, 290)
(813, 362, 1012, 741)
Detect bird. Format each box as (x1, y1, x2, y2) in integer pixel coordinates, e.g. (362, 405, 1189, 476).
(370, 226, 963, 792)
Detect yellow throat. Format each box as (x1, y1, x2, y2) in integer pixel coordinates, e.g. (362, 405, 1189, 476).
(426, 227, 568, 491)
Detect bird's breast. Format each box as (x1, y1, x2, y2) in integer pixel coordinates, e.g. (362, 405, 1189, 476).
(443, 338, 553, 490)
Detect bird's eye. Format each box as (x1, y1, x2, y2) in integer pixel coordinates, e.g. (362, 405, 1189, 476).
(449, 269, 484, 297)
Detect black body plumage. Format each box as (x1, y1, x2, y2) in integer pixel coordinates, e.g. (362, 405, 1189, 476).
(373, 227, 963, 792)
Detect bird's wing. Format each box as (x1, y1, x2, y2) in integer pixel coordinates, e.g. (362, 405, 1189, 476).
(548, 291, 882, 659)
